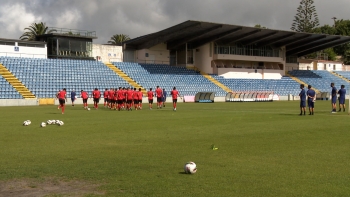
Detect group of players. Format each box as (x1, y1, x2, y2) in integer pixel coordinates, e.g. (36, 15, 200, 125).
(56, 86, 181, 114)
(299, 82, 347, 115)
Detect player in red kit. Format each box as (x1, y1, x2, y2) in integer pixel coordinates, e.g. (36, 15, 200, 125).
(117, 87, 124, 111)
(138, 88, 143, 110)
(103, 88, 109, 107)
(126, 87, 134, 111)
(155, 86, 163, 109)
(122, 87, 127, 110)
(92, 88, 101, 109)
(170, 87, 181, 111)
(147, 88, 154, 110)
(108, 88, 115, 109)
(56, 88, 67, 114)
(81, 90, 89, 109)
(133, 88, 139, 110)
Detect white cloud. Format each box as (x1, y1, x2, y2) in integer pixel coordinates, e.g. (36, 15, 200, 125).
(0, 3, 42, 39)
(54, 9, 81, 29)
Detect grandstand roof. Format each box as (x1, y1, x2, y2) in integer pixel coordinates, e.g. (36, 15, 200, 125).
(125, 20, 350, 57)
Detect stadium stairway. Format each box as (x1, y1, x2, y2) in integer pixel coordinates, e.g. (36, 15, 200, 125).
(0, 63, 35, 99)
(285, 73, 321, 94)
(104, 63, 147, 94)
(191, 67, 233, 93)
(331, 71, 350, 82)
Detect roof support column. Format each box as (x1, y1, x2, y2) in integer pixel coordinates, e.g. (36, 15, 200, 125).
(185, 42, 187, 66)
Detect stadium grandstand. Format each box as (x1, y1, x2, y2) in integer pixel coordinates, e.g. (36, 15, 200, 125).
(1, 20, 350, 105)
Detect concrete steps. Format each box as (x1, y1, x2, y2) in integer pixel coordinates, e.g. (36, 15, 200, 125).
(285, 73, 321, 94)
(0, 64, 36, 99)
(190, 67, 233, 93)
(104, 63, 147, 94)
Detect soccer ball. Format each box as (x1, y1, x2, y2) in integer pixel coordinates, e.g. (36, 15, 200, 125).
(55, 120, 60, 124)
(87, 108, 90, 111)
(47, 120, 53, 125)
(58, 121, 64, 126)
(184, 161, 197, 174)
(23, 120, 31, 126)
(40, 122, 46, 127)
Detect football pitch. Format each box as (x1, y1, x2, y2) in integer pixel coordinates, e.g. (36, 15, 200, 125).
(0, 101, 349, 197)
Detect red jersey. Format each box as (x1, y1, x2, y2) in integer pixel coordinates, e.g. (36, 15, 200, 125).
(103, 90, 109, 98)
(147, 91, 154, 99)
(126, 90, 133, 100)
(93, 90, 101, 99)
(156, 88, 163, 98)
(57, 91, 66, 99)
(133, 91, 139, 100)
(117, 90, 124, 100)
(122, 90, 127, 99)
(108, 90, 115, 100)
(138, 91, 143, 100)
(81, 91, 88, 99)
(171, 90, 179, 99)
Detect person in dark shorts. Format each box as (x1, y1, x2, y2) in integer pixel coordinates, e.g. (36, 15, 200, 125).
(81, 90, 89, 109)
(338, 85, 346, 112)
(331, 83, 337, 113)
(299, 84, 306, 115)
(147, 88, 154, 110)
(103, 88, 109, 108)
(307, 85, 316, 115)
(138, 88, 143, 110)
(162, 88, 167, 107)
(57, 88, 67, 114)
(70, 90, 76, 106)
(92, 88, 101, 109)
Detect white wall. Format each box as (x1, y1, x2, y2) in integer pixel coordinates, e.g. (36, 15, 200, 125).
(194, 43, 213, 74)
(218, 68, 282, 79)
(316, 62, 343, 71)
(135, 43, 170, 64)
(92, 44, 122, 63)
(0, 44, 47, 58)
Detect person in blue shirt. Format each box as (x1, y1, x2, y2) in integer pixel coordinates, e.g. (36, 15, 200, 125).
(299, 84, 306, 115)
(162, 89, 167, 107)
(307, 85, 316, 115)
(331, 83, 337, 113)
(71, 90, 76, 106)
(338, 85, 346, 112)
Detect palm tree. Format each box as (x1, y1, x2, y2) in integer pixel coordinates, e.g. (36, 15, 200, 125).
(20, 22, 56, 41)
(108, 34, 130, 45)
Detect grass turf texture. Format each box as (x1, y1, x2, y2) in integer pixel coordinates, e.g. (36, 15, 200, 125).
(0, 101, 350, 197)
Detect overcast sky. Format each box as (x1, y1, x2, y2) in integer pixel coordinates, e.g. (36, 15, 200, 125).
(0, 0, 349, 44)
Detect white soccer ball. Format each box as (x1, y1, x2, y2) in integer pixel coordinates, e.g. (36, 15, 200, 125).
(40, 122, 46, 127)
(47, 120, 52, 125)
(23, 120, 31, 126)
(58, 121, 64, 126)
(87, 108, 90, 111)
(55, 120, 60, 124)
(184, 161, 197, 174)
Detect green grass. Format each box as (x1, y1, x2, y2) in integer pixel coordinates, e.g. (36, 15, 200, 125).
(1, 101, 350, 196)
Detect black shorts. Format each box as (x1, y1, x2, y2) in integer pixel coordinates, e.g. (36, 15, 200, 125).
(123, 99, 126, 103)
(104, 98, 109, 103)
(173, 99, 177, 103)
(110, 99, 116, 104)
(157, 97, 162, 102)
(83, 99, 88, 103)
(59, 99, 65, 105)
(134, 100, 139, 104)
(117, 100, 122, 104)
(94, 98, 100, 103)
(148, 99, 153, 104)
(127, 100, 132, 104)
(139, 99, 142, 103)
